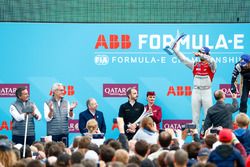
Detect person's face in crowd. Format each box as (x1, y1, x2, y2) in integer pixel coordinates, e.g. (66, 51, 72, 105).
(129, 89, 138, 101)
(87, 122, 98, 133)
(54, 85, 65, 99)
(19, 89, 29, 102)
(88, 99, 98, 111)
(147, 95, 156, 104)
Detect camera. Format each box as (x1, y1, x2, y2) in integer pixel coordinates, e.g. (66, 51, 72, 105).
(32, 152, 39, 157)
(210, 128, 220, 134)
(181, 123, 196, 130)
(92, 133, 105, 139)
(186, 123, 196, 129)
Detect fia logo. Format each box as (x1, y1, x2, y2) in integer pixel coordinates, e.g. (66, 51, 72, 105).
(95, 55, 109, 65)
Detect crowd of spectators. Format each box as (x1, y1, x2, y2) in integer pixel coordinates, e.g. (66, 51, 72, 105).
(1, 112, 250, 167)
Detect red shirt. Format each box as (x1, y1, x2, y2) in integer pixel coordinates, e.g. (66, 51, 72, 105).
(193, 61, 215, 81)
(145, 104, 162, 130)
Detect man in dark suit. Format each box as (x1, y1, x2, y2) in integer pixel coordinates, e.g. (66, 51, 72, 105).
(203, 90, 239, 133)
(79, 98, 106, 135)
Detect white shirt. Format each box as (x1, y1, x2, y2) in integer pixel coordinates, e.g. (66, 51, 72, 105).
(44, 101, 74, 122)
(132, 128, 159, 144)
(89, 110, 96, 117)
(10, 102, 42, 121)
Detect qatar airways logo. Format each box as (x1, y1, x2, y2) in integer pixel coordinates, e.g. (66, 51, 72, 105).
(220, 84, 250, 98)
(103, 84, 138, 97)
(0, 84, 30, 97)
(68, 120, 79, 133)
(162, 120, 192, 130)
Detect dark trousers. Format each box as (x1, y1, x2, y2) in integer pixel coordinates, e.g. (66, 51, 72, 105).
(52, 134, 68, 146)
(240, 80, 250, 113)
(12, 135, 35, 146)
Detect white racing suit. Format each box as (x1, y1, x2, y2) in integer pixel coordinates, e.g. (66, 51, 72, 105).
(173, 50, 216, 128)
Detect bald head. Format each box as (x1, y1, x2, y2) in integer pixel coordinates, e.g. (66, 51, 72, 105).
(158, 131, 172, 148)
(174, 149, 188, 166)
(214, 90, 225, 101)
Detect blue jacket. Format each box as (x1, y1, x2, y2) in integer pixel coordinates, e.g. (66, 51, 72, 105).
(79, 109, 106, 135)
(234, 128, 250, 155)
(208, 144, 245, 167)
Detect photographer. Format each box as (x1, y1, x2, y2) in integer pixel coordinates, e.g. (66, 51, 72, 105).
(205, 127, 247, 157)
(208, 128, 245, 166)
(203, 89, 238, 133)
(181, 124, 201, 143)
(10, 87, 42, 145)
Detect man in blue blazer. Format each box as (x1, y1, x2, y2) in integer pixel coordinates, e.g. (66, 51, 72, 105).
(79, 98, 106, 135)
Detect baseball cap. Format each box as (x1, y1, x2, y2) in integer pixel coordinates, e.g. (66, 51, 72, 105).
(219, 128, 233, 143)
(199, 47, 210, 55)
(241, 54, 250, 63)
(198, 148, 210, 156)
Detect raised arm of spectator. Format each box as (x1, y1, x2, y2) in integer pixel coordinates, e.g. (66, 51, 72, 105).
(117, 117, 129, 152)
(229, 92, 239, 113)
(190, 128, 201, 143)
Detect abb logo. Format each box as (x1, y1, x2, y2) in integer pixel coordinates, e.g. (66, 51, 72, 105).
(49, 85, 75, 96)
(167, 86, 192, 96)
(95, 34, 131, 49)
(0, 121, 12, 131)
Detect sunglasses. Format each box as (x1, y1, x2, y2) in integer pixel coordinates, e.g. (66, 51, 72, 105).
(198, 50, 205, 54)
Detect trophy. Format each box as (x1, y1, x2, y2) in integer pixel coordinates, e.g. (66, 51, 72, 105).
(126, 108, 153, 133)
(164, 30, 187, 55)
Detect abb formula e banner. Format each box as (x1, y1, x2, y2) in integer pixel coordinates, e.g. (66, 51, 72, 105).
(0, 23, 249, 143)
